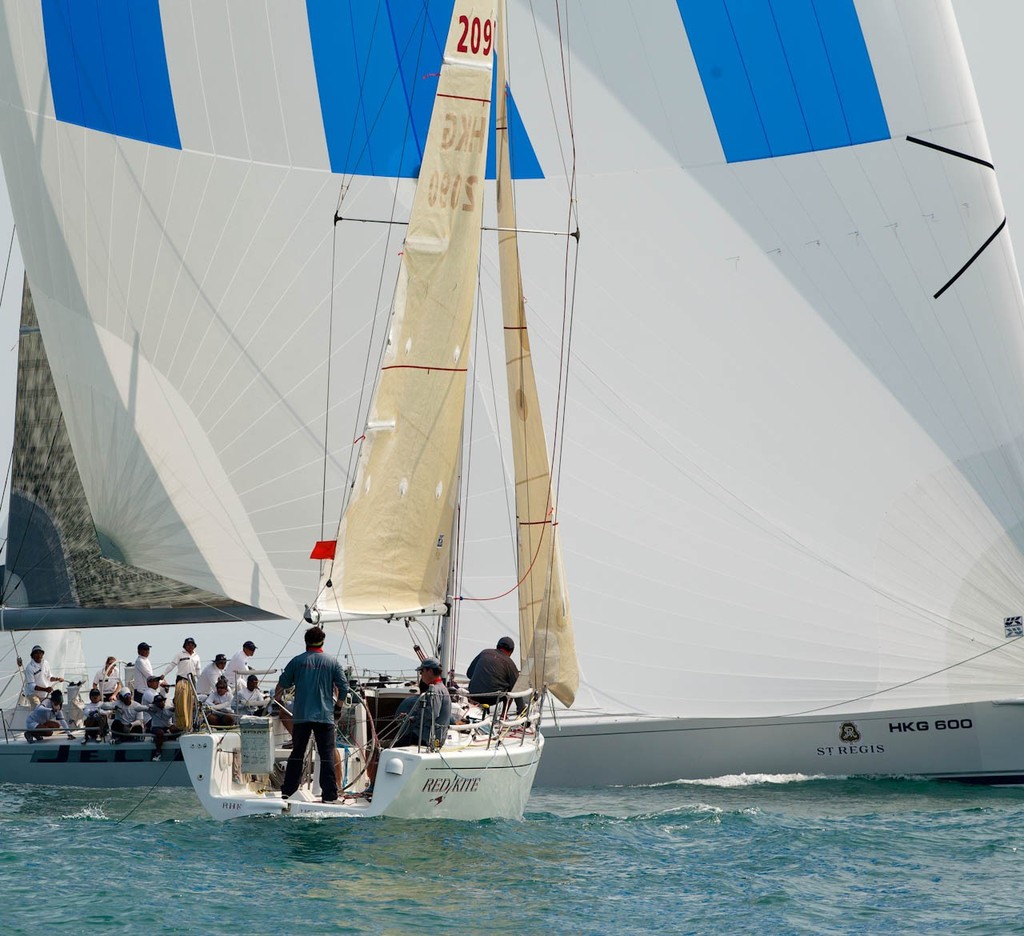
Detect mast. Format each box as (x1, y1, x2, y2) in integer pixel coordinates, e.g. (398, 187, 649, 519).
(315, 1, 497, 621)
(494, 1, 578, 707)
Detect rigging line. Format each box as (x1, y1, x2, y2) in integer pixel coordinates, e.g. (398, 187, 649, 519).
(336, 0, 423, 191)
(0, 227, 18, 566)
(114, 756, 179, 825)
(532, 0, 581, 683)
(781, 636, 1023, 719)
(319, 220, 339, 544)
(0, 224, 16, 314)
(452, 275, 488, 647)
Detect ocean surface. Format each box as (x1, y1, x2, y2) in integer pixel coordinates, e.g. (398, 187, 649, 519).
(3, 775, 1024, 935)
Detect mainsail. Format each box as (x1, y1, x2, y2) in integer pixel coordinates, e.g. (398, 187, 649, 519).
(494, 3, 577, 706)
(314, 0, 496, 620)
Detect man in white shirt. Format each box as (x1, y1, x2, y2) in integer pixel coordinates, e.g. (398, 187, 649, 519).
(203, 677, 236, 727)
(92, 657, 121, 700)
(169, 637, 200, 731)
(133, 642, 155, 702)
(23, 646, 62, 705)
(236, 674, 270, 715)
(197, 654, 229, 696)
(140, 673, 164, 717)
(225, 641, 257, 691)
(111, 689, 148, 740)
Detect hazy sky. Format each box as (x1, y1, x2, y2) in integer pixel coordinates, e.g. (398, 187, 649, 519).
(0, 1, 1022, 676)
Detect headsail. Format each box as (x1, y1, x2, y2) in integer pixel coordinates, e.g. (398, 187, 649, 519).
(314, 1, 497, 619)
(494, 3, 577, 706)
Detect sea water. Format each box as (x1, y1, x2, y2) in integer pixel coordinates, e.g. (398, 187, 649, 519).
(3, 775, 1024, 935)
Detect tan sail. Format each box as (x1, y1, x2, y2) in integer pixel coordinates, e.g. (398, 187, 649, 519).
(495, 2, 578, 706)
(318, 1, 496, 618)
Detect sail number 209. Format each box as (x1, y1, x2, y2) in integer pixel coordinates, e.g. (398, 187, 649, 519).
(457, 15, 493, 56)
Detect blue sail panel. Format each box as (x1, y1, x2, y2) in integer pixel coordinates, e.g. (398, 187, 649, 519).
(677, 0, 889, 162)
(41, 0, 180, 149)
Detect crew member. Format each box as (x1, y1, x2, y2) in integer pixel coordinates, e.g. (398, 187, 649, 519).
(466, 636, 524, 713)
(197, 654, 228, 697)
(23, 646, 63, 705)
(25, 689, 74, 742)
(394, 658, 450, 749)
(275, 626, 354, 804)
(169, 637, 200, 731)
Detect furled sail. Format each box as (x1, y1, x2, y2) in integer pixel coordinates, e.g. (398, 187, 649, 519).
(494, 3, 577, 706)
(314, 0, 497, 619)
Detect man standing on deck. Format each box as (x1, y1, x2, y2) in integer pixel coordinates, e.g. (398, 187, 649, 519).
(133, 643, 154, 702)
(275, 626, 354, 804)
(197, 654, 229, 697)
(23, 645, 63, 705)
(170, 637, 200, 730)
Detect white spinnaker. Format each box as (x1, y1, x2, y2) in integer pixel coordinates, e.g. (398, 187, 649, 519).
(0, 1, 1020, 721)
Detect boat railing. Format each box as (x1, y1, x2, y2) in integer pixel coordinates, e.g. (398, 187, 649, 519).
(449, 688, 541, 749)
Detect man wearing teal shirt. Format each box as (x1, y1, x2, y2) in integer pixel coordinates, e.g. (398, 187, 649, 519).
(275, 625, 353, 803)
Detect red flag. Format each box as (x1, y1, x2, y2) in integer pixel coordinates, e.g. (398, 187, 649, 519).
(310, 540, 337, 560)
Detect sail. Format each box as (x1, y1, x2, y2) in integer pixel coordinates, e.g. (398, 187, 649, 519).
(494, 3, 577, 706)
(1, 1, 1024, 724)
(1, 275, 277, 629)
(314, 0, 497, 619)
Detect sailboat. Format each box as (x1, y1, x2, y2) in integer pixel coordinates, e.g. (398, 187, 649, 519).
(181, 0, 571, 820)
(2, 0, 1024, 793)
(0, 275, 278, 786)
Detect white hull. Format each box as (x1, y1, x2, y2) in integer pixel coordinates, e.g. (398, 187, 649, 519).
(182, 730, 543, 821)
(0, 737, 190, 787)
(537, 700, 1024, 787)
(8, 700, 1023, 793)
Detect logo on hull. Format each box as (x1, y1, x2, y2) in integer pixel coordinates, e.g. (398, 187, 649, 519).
(839, 722, 861, 743)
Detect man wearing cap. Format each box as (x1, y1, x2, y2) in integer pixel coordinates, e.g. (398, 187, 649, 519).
(236, 674, 270, 716)
(275, 626, 354, 803)
(466, 636, 524, 713)
(170, 638, 201, 730)
(197, 654, 229, 697)
(147, 692, 180, 761)
(111, 689, 148, 740)
(82, 688, 113, 742)
(133, 642, 155, 702)
(24, 689, 75, 742)
(394, 658, 451, 749)
(225, 640, 258, 692)
(203, 677, 236, 727)
(141, 673, 165, 708)
(23, 645, 63, 705)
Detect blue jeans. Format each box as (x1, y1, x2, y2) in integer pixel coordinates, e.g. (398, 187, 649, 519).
(281, 721, 338, 801)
